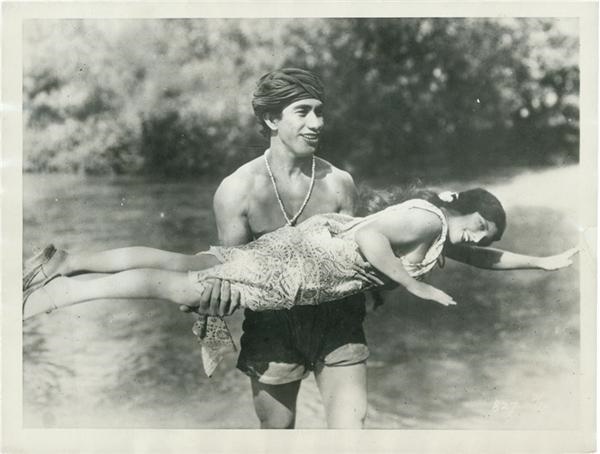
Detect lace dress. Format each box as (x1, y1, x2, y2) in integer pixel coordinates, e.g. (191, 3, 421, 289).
(188, 199, 448, 311)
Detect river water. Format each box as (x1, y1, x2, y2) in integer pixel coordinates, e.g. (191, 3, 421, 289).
(22, 169, 581, 429)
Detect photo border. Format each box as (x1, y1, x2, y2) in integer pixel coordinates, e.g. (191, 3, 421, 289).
(3, 2, 596, 452)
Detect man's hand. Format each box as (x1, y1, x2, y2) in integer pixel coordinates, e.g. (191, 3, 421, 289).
(179, 279, 241, 316)
(351, 264, 386, 287)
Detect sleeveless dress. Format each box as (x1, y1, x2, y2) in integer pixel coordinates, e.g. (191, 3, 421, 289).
(189, 199, 448, 376)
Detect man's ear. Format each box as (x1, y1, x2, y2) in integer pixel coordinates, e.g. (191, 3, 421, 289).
(263, 113, 279, 131)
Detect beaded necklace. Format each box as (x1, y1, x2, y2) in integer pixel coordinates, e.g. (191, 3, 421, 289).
(264, 149, 316, 227)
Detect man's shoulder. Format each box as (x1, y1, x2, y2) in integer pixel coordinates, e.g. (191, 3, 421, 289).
(214, 156, 270, 211)
(218, 157, 264, 192)
(316, 157, 355, 187)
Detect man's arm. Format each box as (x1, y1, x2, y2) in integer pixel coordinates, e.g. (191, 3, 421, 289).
(445, 244, 578, 271)
(181, 172, 253, 316)
(204, 174, 254, 315)
(337, 170, 359, 216)
(334, 168, 387, 287)
(214, 173, 253, 246)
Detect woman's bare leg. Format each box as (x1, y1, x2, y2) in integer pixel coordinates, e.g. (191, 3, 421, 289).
(24, 268, 212, 319)
(51, 247, 219, 276)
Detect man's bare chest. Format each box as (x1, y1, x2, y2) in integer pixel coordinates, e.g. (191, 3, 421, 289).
(246, 186, 342, 239)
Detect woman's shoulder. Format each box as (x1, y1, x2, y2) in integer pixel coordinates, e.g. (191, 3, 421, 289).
(403, 199, 446, 232)
(384, 198, 443, 222)
(368, 201, 442, 243)
(401, 202, 443, 229)
(398, 198, 441, 211)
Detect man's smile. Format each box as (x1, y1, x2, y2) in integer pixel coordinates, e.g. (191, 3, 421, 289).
(300, 133, 320, 145)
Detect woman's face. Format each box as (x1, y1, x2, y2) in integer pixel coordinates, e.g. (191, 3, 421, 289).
(449, 212, 499, 246)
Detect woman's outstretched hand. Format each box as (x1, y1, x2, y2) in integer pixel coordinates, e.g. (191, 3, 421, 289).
(407, 282, 457, 306)
(539, 247, 579, 271)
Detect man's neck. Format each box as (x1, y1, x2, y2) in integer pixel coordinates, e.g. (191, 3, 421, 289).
(267, 142, 314, 177)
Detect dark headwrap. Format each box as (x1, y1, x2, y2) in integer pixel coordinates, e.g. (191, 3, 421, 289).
(252, 68, 325, 125)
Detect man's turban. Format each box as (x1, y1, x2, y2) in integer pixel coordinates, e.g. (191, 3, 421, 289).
(252, 68, 325, 120)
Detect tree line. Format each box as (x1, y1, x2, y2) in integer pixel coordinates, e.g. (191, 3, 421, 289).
(24, 18, 579, 178)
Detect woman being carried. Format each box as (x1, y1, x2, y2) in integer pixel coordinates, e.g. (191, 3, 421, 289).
(23, 188, 577, 374)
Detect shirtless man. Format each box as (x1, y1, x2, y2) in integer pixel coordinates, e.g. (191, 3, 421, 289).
(190, 68, 373, 428)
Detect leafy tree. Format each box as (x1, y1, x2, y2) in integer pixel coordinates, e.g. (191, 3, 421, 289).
(23, 18, 578, 177)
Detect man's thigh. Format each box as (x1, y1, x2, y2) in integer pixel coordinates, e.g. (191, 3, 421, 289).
(314, 361, 368, 429)
(251, 378, 302, 429)
(237, 308, 310, 384)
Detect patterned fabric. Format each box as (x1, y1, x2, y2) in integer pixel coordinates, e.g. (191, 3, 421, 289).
(188, 199, 448, 311)
(192, 315, 237, 377)
(190, 198, 448, 376)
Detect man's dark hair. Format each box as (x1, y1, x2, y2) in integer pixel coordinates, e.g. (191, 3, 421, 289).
(252, 68, 325, 137)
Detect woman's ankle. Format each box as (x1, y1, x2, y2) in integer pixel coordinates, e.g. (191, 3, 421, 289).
(48, 249, 71, 276)
(59, 252, 73, 275)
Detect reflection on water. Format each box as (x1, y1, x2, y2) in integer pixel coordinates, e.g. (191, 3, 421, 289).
(23, 172, 580, 429)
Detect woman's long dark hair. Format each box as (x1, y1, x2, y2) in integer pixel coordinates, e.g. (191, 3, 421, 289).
(357, 182, 506, 245)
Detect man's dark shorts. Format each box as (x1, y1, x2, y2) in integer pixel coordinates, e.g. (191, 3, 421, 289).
(236, 294, 369, 385)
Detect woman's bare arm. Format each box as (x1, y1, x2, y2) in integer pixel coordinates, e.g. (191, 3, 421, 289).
(354, 210, 456, 306)
(445, 244, 578, 270)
